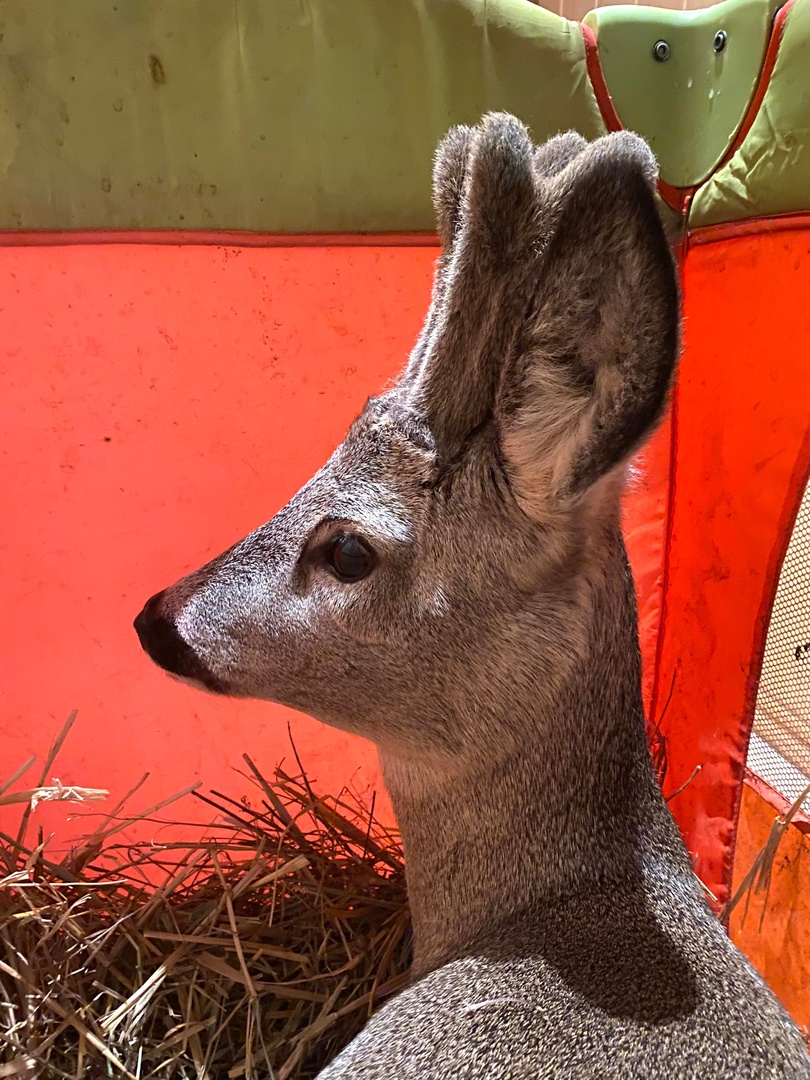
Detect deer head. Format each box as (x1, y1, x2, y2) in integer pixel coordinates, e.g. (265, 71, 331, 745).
(135, 114, 678, 769)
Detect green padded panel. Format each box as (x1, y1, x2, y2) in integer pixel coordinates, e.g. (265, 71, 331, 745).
(690, 0, 810, 226)
(0, 0, 605, 233)
(583, 0, 778, 189)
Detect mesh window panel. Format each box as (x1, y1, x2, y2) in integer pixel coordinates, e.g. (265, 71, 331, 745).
(748, 477, 810, 814)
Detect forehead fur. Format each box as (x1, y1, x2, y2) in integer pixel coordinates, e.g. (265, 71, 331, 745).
(337, 394, 440, 489)
(346, 394, 436, 456)
(307, 394, 440, 542)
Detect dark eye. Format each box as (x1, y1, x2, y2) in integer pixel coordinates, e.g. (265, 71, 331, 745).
(325, 534, 376, 583)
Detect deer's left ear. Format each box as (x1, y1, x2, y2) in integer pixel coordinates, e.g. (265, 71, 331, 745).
(498, 132, 679, 516)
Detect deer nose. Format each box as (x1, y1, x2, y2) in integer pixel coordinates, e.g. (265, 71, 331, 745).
(134, 590, 222, 688)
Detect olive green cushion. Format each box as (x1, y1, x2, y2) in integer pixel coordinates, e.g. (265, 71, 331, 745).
(583, 0, 778, 189)
(0, 0, 605, 232)
(690, 0, 810, 227)
(0, 0, 807, 233)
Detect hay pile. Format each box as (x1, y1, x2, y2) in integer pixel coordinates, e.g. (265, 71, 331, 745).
(0, 716, 410, 1079)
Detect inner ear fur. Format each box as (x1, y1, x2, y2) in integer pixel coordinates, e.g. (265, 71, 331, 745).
(499, 131, 679, 516)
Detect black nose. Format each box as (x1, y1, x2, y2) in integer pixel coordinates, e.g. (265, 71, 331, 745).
(134, 590, 223, 689)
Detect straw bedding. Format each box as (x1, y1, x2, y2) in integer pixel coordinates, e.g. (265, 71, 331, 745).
(0, 715, 410, 1080)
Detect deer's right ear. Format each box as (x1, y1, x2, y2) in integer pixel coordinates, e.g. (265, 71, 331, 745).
(499, 132, 679, 516)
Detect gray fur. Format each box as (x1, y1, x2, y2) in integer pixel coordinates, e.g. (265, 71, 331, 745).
(135, 114, 810, 1077)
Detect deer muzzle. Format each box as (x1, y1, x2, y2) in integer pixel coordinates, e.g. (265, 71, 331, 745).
(134, 589, 230, 694)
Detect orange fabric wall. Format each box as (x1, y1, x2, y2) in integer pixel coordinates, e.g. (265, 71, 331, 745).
(731, 783, 810, 1034)
(652, 227, 810, 907)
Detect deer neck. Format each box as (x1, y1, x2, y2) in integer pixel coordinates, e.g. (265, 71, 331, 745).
(379, 530, 685, 977)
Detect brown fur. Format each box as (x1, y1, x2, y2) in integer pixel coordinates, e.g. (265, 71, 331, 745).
(135, 115, 810, 1077)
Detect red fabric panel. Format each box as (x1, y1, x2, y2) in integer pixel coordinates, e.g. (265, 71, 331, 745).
(0, 239, 671, 849)
(0, 244, 440, 843)
(8, 226, 810, 932)
(624, 417, 672, 717)
(653, 228, 810, 907)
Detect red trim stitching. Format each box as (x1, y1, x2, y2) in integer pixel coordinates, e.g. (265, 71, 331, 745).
(659, 183, 695, 217)
(646, 239, 687, 759)
(580, 23, 623, 134)
(688, 212, 810, 248)
(0, 229, 441, 249)
(647, 366, 681, 737)
(2, 216, 806, 251)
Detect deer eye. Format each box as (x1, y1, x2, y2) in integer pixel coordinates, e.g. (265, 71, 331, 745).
(325, 534, 376, 583)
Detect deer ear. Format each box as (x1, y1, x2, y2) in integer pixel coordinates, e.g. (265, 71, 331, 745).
(433, 124, 475, 249)
(499, 132, 679, 516)
(405, 113, 538, 457)
(532, 130, 588, 179)
(400, 125, 474, 391)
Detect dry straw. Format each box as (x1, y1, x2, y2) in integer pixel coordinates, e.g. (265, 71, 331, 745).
(0, 713, 410, 1079)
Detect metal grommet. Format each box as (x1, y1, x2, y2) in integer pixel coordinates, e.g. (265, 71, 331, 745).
(653, 39, 671, 62)
(714, 29, 728, 52)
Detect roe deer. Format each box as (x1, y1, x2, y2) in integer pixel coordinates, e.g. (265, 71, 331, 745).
(135, 114, 810, 1078)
